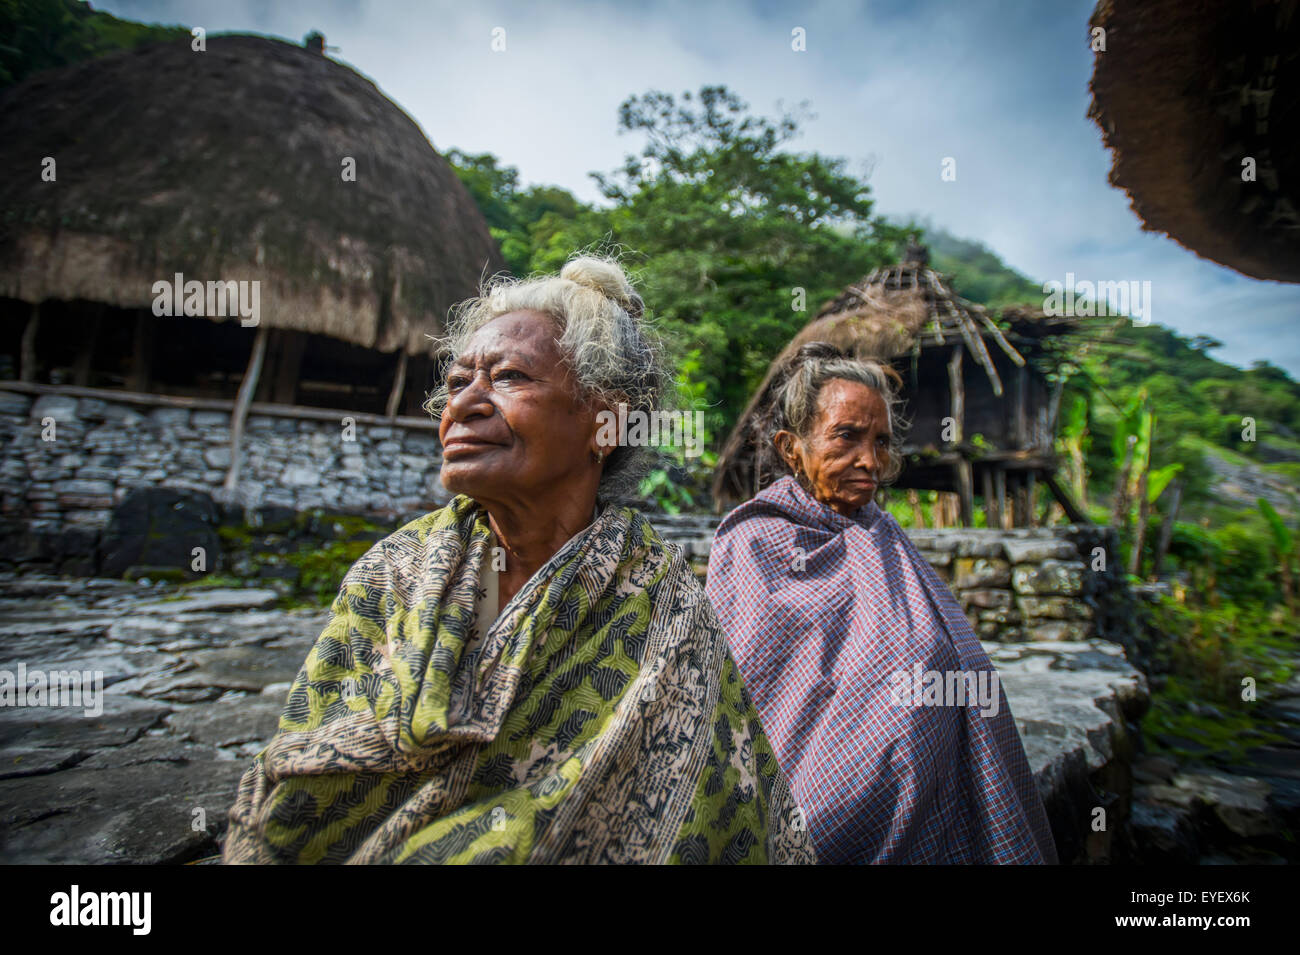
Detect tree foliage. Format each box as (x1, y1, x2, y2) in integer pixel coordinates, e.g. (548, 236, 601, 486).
(0, 0, 189, 88)
(450, 85, 904, 437)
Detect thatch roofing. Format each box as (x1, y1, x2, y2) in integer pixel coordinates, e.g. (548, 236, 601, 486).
(1088, 0, 1300, 283)
(711, 245, 1071, 506)
(0, 34, 505, 355)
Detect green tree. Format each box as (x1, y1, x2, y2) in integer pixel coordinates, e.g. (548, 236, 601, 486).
(583, 85, 904, 433)
(0, 0, 188, 88)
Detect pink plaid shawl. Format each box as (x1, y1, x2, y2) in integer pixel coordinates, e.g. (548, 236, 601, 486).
(707, 476, 1058, 864)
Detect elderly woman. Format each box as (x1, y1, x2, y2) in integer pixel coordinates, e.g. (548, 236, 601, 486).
(706, 342, 1057, 864)
(223, 256, 814, 865)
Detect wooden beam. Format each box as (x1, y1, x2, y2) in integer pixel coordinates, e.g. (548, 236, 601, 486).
(385, 349, 409, 419)
(223, 325, 270, 493)
(0, 380, 441, 431)
(899, 447, 1058, 468)
(1045, 473, 1091, 524)
(19, 304, 40, 382)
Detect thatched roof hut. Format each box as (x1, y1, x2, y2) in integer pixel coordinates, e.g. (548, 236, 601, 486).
(713, 244, 1083, 526)
(1088, 0, 1299, 283)
(0, 34, 504, 489)
(0, 33, 503, 355)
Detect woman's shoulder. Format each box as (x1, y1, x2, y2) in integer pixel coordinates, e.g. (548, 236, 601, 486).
(716, 484, 797, 535)
(711, 484, 831, 567)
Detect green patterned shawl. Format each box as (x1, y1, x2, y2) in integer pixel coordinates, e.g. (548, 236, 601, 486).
(223, 495, 815, 864)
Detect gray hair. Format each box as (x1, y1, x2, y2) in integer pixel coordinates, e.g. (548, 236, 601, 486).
(762, 341, 906, 486)
(424, 255, 671, 501)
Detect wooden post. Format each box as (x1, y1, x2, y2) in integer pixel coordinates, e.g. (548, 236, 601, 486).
(994, 467, 1007, 530)
(908, 488, 926, 528)
(128, 312, 155, 392)
(72, 306, 102, 387)
(271, 330, 306, 405)
(982, 468, 997, 528)
(385, 349, 409, 419)
(1014, 472, 1030, 528)
(947, 346, 973, 526)
(1026, 472, 1038, 528)
(1015, 366, 1028, 447)
(947, 346, 965, 444)
(254, 330, 280, 403)
(1046, 376, 1064, 449)
(19, 303, 40, 382)
(955, 461, 974, 527)
(223, 324, 270, 493)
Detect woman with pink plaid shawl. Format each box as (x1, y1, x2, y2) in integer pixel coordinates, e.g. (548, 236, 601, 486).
(706, 343, 1058, 864)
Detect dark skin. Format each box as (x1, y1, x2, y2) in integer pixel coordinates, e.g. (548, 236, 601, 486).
(773, 378, 892, 516)
(439, 310, 609, 608)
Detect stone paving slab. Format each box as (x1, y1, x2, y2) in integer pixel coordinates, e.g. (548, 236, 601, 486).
(0, 573, 1151, 863)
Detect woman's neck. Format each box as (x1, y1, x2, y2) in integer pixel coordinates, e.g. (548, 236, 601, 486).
(485, 497, 598, 607)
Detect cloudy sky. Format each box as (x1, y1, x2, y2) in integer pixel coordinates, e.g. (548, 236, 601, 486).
(102, 0, 1299, 375)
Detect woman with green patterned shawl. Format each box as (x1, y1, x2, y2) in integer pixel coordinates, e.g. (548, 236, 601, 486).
(223, 256, 815, 865)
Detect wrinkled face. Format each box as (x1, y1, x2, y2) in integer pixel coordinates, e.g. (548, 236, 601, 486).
(439, 310, 600, 505)
(775, 378, 891, 516)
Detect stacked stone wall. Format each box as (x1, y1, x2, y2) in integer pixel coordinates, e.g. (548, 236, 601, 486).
(0, 390, 446, 573)
(653, 515, 1133, 648)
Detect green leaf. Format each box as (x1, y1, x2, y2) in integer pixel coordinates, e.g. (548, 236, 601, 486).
(1257, 498, 1293, 556)
(1147, 463, 1183, 503)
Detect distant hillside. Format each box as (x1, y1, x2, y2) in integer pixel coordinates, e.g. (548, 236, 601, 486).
(914, 226, 1299, 523)
(922, 227, 1044, 308)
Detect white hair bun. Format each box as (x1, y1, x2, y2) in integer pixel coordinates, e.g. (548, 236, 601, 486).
(561, 256, 644, 318)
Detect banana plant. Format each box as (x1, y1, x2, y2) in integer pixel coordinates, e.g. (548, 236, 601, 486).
(1109, 391, 1182, 577)
(1257, 498, 1296, 610)
(1059, 393, 1090, 507)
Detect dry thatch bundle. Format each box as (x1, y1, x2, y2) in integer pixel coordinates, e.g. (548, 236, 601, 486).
(0, 34, 505, 355)
(1088, 0, 1299, 283)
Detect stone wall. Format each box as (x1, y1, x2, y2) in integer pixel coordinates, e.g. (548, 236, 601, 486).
(653, 514, 1136, 649)
(1, 387, 1136, 655)
(0, 573, 1147, 863)
(0, 389, 447, 573)
(910, 524, 1134, 646)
